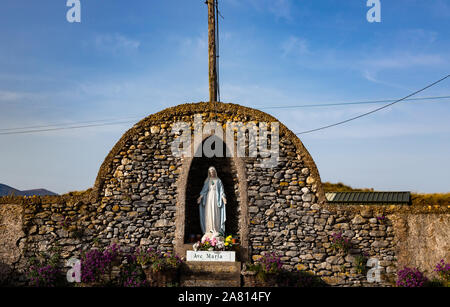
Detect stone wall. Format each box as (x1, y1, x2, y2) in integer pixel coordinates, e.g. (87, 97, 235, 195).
(391, 213, 450, 279)
(0, 204, 25, 284)
(91, 102, 326, 261)
(0, 102, 448, 287)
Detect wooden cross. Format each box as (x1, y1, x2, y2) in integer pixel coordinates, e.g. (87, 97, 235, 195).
(207, 0, 218, 103)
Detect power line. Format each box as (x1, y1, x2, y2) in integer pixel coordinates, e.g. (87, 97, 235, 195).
(0, 116, 142, 132)
(0, 86, 448, 136)
(258, 95, 450, 110)
(0, 120, 136, 136)
(295, 74, 450, 135)
(1, 95, 448, 134)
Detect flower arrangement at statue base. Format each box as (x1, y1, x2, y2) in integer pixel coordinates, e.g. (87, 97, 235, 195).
(242, 252, 282, 287)
(192, 234, 239, 252)
(135, 248, 183, 287)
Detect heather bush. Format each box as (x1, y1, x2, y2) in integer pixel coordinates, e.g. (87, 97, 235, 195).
(80, 244, 121, 284)
(396, 266, 428, 287)
(257, 252, 283, 274)
(27, 249, 65, 287)
(135, 247, 163, 267)
(120, 253, 148, 287)
(434, 259, 450, 286)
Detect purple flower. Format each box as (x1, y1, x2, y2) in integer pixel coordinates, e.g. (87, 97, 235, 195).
(81, 244, 122, 283)
(434, 259, 450, 282)
(397, 267, 428, 287)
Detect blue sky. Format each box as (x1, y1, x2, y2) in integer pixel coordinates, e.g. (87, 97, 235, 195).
(0, 0, 449, 194)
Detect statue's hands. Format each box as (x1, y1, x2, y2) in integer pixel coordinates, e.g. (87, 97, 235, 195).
(197, 195, 203, 204)
(222, 196, 227, 205)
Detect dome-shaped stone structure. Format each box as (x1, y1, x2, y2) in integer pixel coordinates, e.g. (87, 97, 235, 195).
(92, 102, 325, 264)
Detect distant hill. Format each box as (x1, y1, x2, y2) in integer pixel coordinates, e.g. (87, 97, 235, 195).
(0, 183, 58, 197)
(323, 182, 374, 192)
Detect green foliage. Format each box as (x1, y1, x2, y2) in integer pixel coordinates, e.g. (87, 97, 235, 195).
(26, 247, 66, 287)
(354, 253, 369, 275)
(119, 261, 147, 288)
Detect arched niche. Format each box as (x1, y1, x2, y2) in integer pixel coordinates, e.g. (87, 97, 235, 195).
(175, 134, 249, 261)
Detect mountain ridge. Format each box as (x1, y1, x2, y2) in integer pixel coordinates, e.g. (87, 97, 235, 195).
(0, 183, 58, 196)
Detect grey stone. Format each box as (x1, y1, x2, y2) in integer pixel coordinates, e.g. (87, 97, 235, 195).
(352, 215, 366, 225)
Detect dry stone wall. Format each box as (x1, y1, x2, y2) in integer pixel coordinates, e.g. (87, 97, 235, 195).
(0, 102, 448, 287)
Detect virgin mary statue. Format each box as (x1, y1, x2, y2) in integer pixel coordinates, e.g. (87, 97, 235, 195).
(197, 166, 227, 239)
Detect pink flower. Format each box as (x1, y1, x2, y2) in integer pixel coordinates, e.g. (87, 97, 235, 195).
(211, 238, 217, 246)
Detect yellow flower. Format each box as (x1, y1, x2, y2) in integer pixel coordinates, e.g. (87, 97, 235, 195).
(225, 243, 229, 246)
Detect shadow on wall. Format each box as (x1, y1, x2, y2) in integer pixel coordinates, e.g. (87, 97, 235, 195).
(0, 262, 23, 286)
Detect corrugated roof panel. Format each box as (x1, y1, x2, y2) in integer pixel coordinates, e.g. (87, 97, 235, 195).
(326, 191, 411, 205)
(362, 193, 370, 202)
(335, 192, 345, 202)
(325, 193, 336, 201)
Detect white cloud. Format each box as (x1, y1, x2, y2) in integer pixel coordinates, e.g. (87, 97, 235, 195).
(268, 0, 293, 21)
(0, 90, 24, 102)
(0, 90, 51, 105)
(363, 53, 445, 70)
(281, 36, 309, 57)
(229, 0, 293, 21)
(359, 53, 447, 87)
(178, 34, 207, 58)
(93, 33, 141, 55)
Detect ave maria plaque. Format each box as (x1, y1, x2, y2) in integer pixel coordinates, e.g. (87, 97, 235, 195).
(186, 251, 236, 262)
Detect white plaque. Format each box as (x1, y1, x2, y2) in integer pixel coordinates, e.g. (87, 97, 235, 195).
(186, 251, 236, 262)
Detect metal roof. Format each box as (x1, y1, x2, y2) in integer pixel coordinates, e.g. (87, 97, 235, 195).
(325, 191, 411, 205)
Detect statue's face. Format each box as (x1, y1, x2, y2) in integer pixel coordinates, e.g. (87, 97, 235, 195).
(209, 168, 216, 177)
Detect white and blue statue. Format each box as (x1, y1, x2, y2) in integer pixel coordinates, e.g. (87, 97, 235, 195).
(197, 166, 227, 241)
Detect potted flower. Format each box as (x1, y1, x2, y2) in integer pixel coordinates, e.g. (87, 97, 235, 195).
(224, 235, 239, 251)
(193, 235, 239, 252)
(193, 237, 218, 251)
